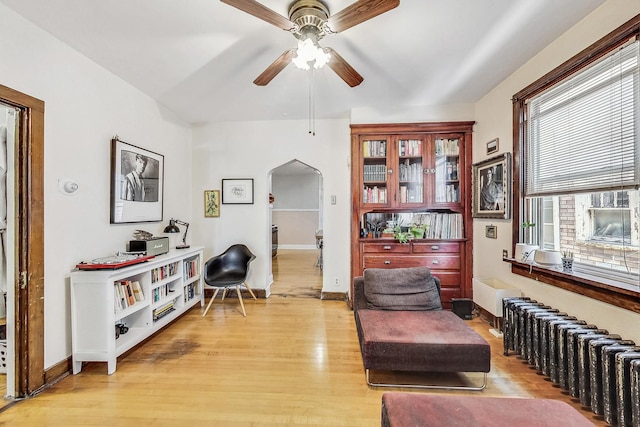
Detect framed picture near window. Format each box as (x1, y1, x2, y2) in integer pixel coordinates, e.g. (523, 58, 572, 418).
(472, 153, 510, 219)
(222, 179, 254, 204)
(485, 225, 497, 239)
(204, 190, 220, 217)
(486, 138, 499, 155)
(110, 137, 164, 224)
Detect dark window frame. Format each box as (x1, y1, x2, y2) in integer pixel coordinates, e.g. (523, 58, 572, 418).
(510, 14, 640, 314)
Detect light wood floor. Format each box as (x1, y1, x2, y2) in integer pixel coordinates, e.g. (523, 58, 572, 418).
(0, 249, 606, 425)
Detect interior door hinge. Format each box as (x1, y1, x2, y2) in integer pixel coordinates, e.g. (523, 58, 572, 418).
(19, 271, 27, 289)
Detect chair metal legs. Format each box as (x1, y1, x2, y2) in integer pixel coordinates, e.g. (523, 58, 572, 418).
(202, 281, 257, 317)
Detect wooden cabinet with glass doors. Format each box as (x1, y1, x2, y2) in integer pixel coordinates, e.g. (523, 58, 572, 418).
(351, 122, 474, 308)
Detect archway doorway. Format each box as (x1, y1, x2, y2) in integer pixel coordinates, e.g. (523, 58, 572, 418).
(269, 160, 323, 298)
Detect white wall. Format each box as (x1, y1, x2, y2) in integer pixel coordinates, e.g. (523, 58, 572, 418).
(190, 119, 350, 295)
(0, 4, 193, 368)
(473, 0, 640, 343)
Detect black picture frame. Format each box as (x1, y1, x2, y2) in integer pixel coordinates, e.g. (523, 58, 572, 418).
(110, 137, 164, 223)
(222, 179, 254, 204)
(472, 153, 511, 219)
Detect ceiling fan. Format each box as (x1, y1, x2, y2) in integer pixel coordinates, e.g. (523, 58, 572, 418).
(220, 0, 400, 87)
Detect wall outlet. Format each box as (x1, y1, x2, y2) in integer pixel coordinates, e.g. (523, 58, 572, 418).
(502, 249, 509, 259)
(334, 278, 339, 285)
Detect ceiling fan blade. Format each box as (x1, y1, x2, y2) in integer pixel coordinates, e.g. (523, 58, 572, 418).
(220, 0, 295, 31)
(328, 0, 399, 33)
(326, 48, 363, 87)
(253, 49, 296, 86)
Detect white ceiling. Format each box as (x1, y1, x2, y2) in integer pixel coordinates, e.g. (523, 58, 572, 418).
(2, 0, 605, 124)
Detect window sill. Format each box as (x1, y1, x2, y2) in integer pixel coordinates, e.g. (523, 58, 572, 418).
(504, 258, 640, 314)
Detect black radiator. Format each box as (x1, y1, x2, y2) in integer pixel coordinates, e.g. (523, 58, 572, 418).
(503, 297, 640, 427)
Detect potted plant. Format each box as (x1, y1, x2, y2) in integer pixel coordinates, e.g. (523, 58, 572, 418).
(393, 224, 413, 244)
(561, 250, 574, 273)
(410, 223, 426, 239)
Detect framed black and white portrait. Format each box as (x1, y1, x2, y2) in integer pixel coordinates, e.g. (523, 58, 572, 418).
(222, 179, 254, 204)
(110, 137, 164, 223)
(472, 153, 510, 219)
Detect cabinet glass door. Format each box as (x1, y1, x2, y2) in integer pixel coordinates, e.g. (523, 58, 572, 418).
(397, 138, 425, 205)
(361, 137, 389, 205)
(433, 137, 461, 204)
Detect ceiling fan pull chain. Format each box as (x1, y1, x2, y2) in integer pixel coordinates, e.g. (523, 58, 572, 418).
(309, 69, 316, 136)
(308, 70, 312, 134)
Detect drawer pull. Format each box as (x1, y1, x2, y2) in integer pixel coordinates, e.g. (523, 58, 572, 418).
(383, 245, 392, 250)
(431, 260, 440, 265)
(384, 260, 391, 265)
(431, 245, 440, 250)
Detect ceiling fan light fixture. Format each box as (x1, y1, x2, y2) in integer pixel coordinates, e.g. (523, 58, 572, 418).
(292, 36, 331, 70)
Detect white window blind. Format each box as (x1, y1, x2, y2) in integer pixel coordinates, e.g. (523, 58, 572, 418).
(525, 39, 639, 197)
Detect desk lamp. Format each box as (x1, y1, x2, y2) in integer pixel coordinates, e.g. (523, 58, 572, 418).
(164, 218, 190, 249)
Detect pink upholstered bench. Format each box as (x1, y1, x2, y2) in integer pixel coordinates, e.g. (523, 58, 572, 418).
(381, 393, 594, 427)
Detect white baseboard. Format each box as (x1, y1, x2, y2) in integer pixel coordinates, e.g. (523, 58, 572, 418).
(277, 245, 317, 250)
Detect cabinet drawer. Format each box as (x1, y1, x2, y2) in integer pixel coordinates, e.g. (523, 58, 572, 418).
(364, 255, 423, 269)
(362, 242, 411, 253)
(412, 242, 460, 253)
(363, 254, 460, 270)
(419, 255, 460, 269)
(432, 271, 461, 288)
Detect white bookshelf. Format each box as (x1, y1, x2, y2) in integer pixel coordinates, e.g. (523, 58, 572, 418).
(70, 247, 204, 375)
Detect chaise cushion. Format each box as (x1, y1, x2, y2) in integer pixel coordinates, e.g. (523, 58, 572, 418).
(364, 267, 441, 311)
(381, 393, 594, 427)
(357, 310, 491, 373)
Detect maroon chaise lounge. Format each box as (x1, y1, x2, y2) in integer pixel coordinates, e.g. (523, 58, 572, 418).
(353, 267, 491, 390)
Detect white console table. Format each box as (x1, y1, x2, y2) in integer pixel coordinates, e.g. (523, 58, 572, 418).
(70, 247, 203, 374)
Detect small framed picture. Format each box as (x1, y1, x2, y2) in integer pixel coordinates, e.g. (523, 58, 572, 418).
(204, 190, 220, 217)
(485, 225, 497, 239)
(472, 153, 511, 219)
(486, 138, 499, 155)
(222, 179, 254, 204)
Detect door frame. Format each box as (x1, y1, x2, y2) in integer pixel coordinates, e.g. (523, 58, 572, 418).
(0, 84, 45, 397)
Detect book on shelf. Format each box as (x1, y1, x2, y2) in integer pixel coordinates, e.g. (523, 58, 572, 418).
(151, 262, 179, 283)
(435, 138, 460, 156)
(363, 186, 387, 204)
(114, 280, 138, 312)
(153, 299, 177, 321)
(184, 259, 198, 280)
(363, 140, 387, 158)
(124, 281, 135, 306)
(398, 139, 422, 157)
(114, 286, 123, 312)
(131, 280, 144, 302)
(422, 212, 464, 239)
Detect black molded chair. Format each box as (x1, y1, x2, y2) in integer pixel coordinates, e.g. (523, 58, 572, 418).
(202, 244, 257, 317)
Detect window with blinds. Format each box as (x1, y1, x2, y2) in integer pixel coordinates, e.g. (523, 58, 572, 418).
(521, 37, 640, 287)
(525, 39, 639, 197)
